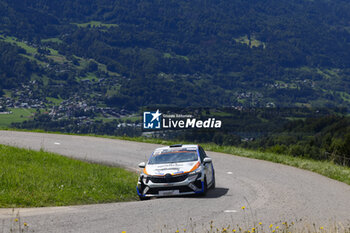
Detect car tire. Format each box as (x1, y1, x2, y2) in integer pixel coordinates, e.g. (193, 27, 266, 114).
(139, 195, 150, 201)
(210, 174, 216, 190)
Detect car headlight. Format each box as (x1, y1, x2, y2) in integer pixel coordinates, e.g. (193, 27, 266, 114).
(142, 176, 148, 184)
(189, 167, 202, 176)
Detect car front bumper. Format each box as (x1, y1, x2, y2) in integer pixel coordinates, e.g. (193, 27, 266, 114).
(137, 173, 205, 197)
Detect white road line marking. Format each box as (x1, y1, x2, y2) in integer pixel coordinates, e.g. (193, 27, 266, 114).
(227, 172, 233, 174)
(224, 210, 237, 213)
(54, 142, 61, 145)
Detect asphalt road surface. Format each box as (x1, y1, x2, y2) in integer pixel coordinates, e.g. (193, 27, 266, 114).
(0, 131, 349, 233)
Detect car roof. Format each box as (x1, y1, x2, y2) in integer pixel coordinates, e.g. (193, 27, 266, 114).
(154, 144, 198, 153)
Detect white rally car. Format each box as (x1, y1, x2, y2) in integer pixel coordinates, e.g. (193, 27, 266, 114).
(137, 144, 215, 200)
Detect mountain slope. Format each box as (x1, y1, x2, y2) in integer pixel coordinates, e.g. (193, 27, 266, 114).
(1, 0, 350, 109)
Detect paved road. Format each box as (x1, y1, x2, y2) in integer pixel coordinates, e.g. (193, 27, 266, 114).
(0, 131, 349, 233)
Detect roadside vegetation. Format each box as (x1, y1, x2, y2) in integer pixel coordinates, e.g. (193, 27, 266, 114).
(0, 144, 138, 207)
(172, 206, 350, 233)
(109, 136, 350, 186)
(3, 205, 350, 233)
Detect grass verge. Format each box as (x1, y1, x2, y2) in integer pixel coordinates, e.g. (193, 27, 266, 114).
(0, 144, 138, 207)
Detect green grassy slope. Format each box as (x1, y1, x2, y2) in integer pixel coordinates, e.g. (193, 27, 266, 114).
(0, 144, 138, 207)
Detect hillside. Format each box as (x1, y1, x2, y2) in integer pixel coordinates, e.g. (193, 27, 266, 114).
(1, 0, 350, 111)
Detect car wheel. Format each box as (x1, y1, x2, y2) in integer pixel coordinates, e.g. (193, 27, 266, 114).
(210, 174, 216, 189)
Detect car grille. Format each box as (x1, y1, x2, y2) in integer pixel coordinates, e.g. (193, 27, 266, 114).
(150, 173, 188, 183)
(147, 186, 193, 195)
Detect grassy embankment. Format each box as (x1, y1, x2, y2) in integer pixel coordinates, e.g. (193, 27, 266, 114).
(0, 144, 138, 207)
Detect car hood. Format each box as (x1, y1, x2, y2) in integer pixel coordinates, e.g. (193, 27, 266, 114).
(144, 161, 200, 176)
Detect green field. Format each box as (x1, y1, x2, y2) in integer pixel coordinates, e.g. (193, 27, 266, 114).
(120, 115, 142, 122)
(0, 108, 36, 128)
(0, 144, 138, 207)
(0, 34, 61, 66)
(41, 37, 63, 44)
(77, 72, 98, 82)
(46, 97, 64, 105)
(73, 21, 118, 28)
(2, 35, 37, 54)
(3, 90, 11, 98)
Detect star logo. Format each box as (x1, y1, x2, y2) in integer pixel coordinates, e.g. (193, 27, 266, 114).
(143, 110, 162, 129)
(150, 109, 161, 122)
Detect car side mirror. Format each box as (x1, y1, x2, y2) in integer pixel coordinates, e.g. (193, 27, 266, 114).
(203, 157, 212, 164)
(138, 162, 146, 168)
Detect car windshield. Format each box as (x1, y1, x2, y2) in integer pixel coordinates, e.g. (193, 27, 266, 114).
(148, 151, 198, 164)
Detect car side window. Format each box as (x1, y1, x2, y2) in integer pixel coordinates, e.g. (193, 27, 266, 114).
(201, 147, 207, 157)
(198, 146, 206, 162)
